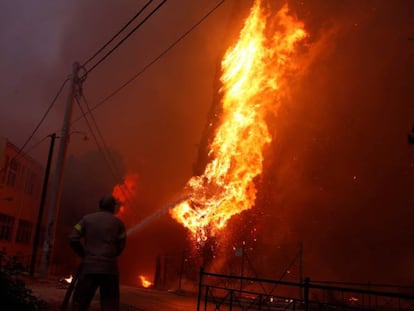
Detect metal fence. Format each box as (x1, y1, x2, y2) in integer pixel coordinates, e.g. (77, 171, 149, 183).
(197, 268, 414, 311)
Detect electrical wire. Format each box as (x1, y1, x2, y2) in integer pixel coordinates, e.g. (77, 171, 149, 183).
(2, 0, 225, 172)
(83, 0, 167, 77)
(73, 0, 227, 219)
(23, 135, 52, 156)
(72, 0, 226, 125)
(75, 94, 139, 213)
(0, 78, 69, 173)
(16, 78, 69, 158)
(82, 0, 155, 68)
(77, 95, 141, 221)
(80, 95, 122, 177)
(75, 95, 117, 179)
(81, 94, 139, 211)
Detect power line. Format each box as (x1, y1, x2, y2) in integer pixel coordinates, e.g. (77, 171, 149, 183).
(75, 94, 138, 212)
(82, 0, 155, 68)
(0, 78, 69, 173)
(75, 95, 117, 179)
(24, 135, 52, 155)
(80, 94, 139, 211)
(77, 94, 141, 220)
(72, 0, 226, 125)
(84, 0, 167, 77)
(15, 78, 69, 158)
(3, 0, 225, 174)
(73, 0, 226, 211)
(80, 94, 122, 178)
(18, 78, 69, 156)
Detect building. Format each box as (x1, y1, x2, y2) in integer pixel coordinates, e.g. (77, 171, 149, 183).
(0, 136, 44, 268)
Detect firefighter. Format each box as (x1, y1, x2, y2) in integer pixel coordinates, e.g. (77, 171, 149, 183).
(69, 194, 126, 311)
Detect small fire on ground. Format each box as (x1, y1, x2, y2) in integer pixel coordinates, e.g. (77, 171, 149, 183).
(139, 275, 153, 288)
(64, 275, 73, 284)
(59, 275, 73, 284)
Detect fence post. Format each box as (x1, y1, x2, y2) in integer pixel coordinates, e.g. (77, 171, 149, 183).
(197, 267, 205, 311)
(303, 277, 310, 311)
(368, 281, 371, 308)
(204, 285, 209, 311)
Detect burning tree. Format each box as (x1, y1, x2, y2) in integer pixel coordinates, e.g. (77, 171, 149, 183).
(170, 0, 307, 270)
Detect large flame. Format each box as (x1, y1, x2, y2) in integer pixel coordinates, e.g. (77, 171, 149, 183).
(171, 1, 306, 243)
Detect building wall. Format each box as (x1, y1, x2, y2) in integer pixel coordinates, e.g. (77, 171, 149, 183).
(0, 137, 44, 267)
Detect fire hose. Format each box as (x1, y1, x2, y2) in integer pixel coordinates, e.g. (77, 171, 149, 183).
(126, 195, 189, 236)
(60, 195, 188, 309)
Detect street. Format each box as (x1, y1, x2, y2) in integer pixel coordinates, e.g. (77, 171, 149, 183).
(26, 277, 198, 311)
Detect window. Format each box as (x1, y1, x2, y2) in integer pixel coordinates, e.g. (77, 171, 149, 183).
(0, 156, 9, 183)
(6, 169, 16, 187)
(16, 220, 33, 244)
(18, 165, 26, 190)
(6, 159, 19, 188)
(0, 213, 15, 241)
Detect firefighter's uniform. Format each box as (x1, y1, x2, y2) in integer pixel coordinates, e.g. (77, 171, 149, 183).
(69, 207, 126, 311)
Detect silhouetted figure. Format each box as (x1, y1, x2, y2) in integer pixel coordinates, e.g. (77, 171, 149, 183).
(69, 195, 126, 311)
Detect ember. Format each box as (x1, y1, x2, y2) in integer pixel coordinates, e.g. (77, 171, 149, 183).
(170, 0, 307, 244)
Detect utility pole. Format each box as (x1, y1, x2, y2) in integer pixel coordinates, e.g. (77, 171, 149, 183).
(30, 133, 57, 277)
(40, 63, 80, 277)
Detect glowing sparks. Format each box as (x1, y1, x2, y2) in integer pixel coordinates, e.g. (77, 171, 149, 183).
(171, 0, 307, 243)
(139, 275, 153, 288)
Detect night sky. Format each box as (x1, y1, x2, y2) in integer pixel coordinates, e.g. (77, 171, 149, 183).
(1, 0, 414, 286)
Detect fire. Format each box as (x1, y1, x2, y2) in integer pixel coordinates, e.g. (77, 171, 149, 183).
(64, 275, 73, 284)
(139, 275, 153, 288)
(112, 173, 139, 217)
(170, 1, 306, 243)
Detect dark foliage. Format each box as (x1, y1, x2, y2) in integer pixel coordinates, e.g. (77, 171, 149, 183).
(0, 254, 47, 310)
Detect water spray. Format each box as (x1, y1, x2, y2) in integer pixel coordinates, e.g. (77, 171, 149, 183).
(126, 195, 189, 236)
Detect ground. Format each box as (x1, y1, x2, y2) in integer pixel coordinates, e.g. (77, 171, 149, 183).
(24, 277, 198, 311)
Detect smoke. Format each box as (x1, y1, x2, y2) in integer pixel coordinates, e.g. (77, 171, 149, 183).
(254, 0, 414, 284)
(173, 0, 414, 286)
(0, 0, 237, 284)
(1, 0, 414, 287)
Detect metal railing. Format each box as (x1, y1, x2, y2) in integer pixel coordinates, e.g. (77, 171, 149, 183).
(197, 268, 414, 310)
